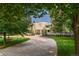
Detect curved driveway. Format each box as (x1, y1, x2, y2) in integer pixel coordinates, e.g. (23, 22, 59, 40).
(0, 35, 57, 56)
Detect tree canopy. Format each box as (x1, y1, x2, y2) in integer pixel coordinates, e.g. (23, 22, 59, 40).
(0, 4, 29, 35)
(0, 4, 30, 46)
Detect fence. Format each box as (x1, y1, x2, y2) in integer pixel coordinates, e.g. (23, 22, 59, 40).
(47, 32, 74, 36)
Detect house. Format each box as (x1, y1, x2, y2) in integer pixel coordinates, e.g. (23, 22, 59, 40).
(32, 22, 51, 35)
(31, 15, 51, 35)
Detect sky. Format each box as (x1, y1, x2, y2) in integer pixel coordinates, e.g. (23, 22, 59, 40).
(31, 14, 51, 23)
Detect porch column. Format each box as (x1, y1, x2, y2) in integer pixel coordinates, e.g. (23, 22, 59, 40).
(40, 30, 42, 36)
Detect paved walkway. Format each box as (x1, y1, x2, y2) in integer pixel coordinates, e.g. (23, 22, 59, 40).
(0, 35, 57, 56)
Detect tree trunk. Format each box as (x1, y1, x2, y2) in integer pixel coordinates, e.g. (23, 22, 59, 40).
(73, 12, 79, 55)
(3, 32, 7, 46)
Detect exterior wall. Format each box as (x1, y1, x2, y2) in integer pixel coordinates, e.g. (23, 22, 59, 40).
(33, 22, 50, 30)
(32, 22, 51, 35)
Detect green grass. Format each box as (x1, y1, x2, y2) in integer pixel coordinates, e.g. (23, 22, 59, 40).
(0, 37, 29, 48)
(48, 36, 75, 56)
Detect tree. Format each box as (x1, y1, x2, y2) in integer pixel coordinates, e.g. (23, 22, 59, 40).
(72, 4, 79, 55)
(45, 4, 79, 55)
(0, 4, 29, 46)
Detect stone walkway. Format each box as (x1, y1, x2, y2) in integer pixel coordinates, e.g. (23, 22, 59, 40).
(0, 35, 57, 56)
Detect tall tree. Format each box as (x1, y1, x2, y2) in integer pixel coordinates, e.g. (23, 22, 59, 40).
(72, 4, 79, 55)
(0, 4, 29, 46)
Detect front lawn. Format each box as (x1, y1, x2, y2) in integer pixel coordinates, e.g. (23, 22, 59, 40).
(48, 36, 75, 56)
(0, 36, 29, 48)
